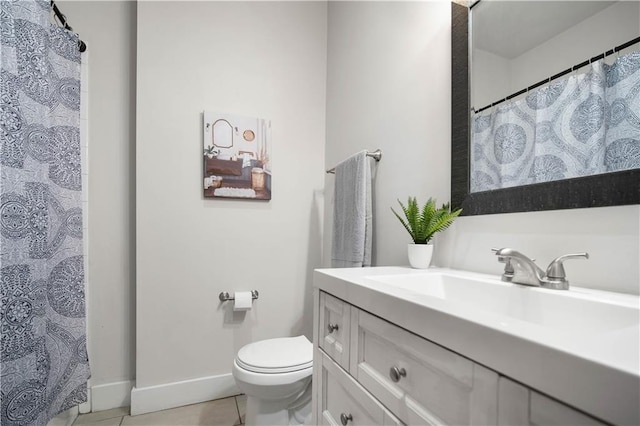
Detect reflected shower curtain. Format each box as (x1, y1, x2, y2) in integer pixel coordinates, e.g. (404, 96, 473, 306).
(0, 1, 90, 425)
(471, 51, 640, 193)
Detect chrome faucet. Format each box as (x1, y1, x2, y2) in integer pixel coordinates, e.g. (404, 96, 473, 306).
(492, 248, 589, 290)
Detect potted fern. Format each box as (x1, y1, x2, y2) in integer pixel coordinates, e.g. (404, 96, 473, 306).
(391, 197, 462, 268)
(204, 145, 219, 159)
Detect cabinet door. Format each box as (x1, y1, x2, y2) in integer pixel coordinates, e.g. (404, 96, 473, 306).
(498, 376, 606, 426)
(497, 376, 529, 425)
(350, 308, 498, 426)
(530, 392, 606, 426)
(319, 291, 350, 370)
(318, 350, 403, 426)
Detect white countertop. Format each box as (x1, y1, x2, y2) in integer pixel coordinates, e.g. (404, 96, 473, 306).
(314, 266, 640, 425)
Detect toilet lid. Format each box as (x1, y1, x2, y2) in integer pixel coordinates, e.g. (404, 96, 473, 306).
(236, 335, 313, 374)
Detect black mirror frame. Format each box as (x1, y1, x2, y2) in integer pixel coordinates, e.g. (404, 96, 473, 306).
(450, 1, 640, 216)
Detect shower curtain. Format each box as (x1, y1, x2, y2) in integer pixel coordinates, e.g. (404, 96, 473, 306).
(471, 50, 640, 193)
(1, 1, 90, 425)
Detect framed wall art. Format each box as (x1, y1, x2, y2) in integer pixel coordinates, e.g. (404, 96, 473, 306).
(203, 112, 272, 200)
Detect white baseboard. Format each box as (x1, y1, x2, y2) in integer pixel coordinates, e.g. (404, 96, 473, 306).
(130, 373, 240, 416)
(79, 380, 92, 414)
(79, 394, 91, 414)
(91, 380, 134, 412)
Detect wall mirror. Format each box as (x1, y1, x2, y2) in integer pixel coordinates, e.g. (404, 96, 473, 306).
(451, 0, 640, 215)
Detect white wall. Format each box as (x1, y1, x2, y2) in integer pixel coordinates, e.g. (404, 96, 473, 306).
(438, 206, 640, 295)
(57, 0, 137, 409)
(135, 0, 326, 413)
(325, 1, 640, 295)
(324, 0, 452, 268)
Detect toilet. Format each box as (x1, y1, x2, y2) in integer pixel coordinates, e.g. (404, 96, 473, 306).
(232, 335, 313, 426)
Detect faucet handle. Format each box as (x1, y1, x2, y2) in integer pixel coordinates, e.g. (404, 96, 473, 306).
(546, 253, 589, 280)
(492, 248, 514, 280)
(491, 248, 509, 263)
(491, 247, 511, 261)
(492, 248, 535, 262)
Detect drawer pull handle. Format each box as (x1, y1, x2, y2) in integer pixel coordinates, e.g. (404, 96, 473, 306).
(328, 323, 339, 333)
(340, 413, 353, 425)
(389, 366, 407, 382)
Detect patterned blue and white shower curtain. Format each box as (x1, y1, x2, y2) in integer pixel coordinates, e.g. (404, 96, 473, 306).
(1, 1, 90, 425)
(471, 51, 640, 193)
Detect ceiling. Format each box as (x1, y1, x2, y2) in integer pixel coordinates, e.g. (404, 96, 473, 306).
(472, 1, 616, 59)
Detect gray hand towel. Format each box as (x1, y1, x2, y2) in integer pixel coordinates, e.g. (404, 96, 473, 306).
(331, 151, 372, 268)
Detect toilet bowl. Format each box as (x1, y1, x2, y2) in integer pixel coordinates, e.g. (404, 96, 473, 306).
(232, 336, 313, 426)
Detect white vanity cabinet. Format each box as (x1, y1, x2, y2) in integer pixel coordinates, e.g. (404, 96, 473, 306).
(314, 289, 608, 426)
(498, 377, 606, 426)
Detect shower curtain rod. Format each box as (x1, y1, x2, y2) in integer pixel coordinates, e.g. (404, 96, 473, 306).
(51, 1, 87, 52)
(326, 149, 382, 174)
(473, 35, 640, 114)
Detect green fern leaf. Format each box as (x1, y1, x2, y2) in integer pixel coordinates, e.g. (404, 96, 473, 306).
(392, 197, 462, 244)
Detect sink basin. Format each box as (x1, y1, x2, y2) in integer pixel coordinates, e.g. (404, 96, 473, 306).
(367, 271, 639, 334)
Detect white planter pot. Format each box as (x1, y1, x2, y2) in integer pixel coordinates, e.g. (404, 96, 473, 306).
(407, 243, 433, 269)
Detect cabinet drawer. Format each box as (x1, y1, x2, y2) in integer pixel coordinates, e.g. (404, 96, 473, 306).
(319, 292, 350, 370)
(498, 377, 606, 426)
(350, 308, 498, 425)
(319, 350, 403, 426)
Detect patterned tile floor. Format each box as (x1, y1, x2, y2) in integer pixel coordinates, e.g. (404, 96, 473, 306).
(73, 395, 246, 426)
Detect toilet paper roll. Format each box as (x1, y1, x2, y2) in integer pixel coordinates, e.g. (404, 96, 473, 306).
(233, 291, 253, 311)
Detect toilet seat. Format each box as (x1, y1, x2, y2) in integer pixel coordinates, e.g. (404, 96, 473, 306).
(232, 335, 314, 423)
(236, 335, 313, 374)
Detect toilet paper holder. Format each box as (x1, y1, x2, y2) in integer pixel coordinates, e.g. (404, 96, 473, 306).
(219, 290, 259, 302)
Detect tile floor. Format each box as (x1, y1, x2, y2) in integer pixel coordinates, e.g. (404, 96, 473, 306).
(73, 395, 246, 426)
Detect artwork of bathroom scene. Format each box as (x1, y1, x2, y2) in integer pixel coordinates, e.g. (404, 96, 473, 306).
(203, 112, 272, 200)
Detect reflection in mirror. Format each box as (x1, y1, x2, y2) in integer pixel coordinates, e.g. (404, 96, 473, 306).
(450, 0, 640, 215)
(470, 1, 640, 193)
(472, 1, 624, 109)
